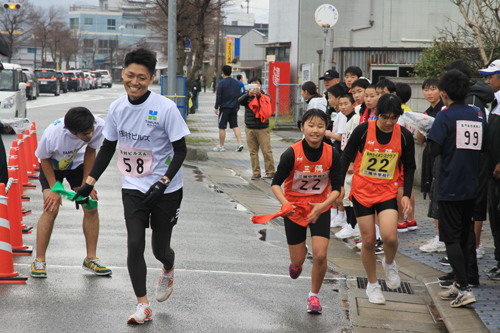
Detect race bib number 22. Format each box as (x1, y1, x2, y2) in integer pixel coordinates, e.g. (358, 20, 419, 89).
(117, 146, 153, 177)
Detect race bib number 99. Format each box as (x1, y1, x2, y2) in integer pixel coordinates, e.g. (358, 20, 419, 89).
(456, 120, 482, 150)
(117, 146, 153, 177)
(359, 150, 398, 180)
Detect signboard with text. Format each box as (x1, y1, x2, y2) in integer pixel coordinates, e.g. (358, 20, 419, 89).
(226, 37, 234, 65)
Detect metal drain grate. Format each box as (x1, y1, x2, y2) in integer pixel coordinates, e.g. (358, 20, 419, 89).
(269, 218, 284, 226)
(357, 277, 414, 294)
(218, 183, 255, 190)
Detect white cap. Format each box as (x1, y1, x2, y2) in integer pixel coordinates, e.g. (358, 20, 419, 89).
(478, 60, 500, 75)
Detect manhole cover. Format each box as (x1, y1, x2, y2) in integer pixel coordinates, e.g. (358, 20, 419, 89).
(357, 277, 413, 294)
(218, 183, 255, 190)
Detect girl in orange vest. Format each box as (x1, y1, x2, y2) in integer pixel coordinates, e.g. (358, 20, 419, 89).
(340, 94, 416, 304)
(271, 108, 342, 314)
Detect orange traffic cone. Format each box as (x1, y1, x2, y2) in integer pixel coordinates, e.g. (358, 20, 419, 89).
(6, 168, 32, 256)
(0, 183, 27, 284)
(31, 122, 39, 172)
(8, 149, 31, 217)
(23, 130, 37, 179)
(15, 135, 35, 189)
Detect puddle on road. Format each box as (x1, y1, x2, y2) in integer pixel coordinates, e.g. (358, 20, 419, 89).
(258, 228, 288, 249)
(192, 169, 205, 182)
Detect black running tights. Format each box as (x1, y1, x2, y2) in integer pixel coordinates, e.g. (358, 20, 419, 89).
(445, 241, 469, 289)
(126, 219, 175, 298)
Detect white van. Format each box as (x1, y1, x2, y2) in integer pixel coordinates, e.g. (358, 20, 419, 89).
(0, 63, 27, 118)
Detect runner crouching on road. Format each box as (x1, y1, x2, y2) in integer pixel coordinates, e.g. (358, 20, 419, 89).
(74, 48, 190, 324)
(340, 93, 416, 304)
(271, 108, 342, 314)
(30, 107, 112, 278)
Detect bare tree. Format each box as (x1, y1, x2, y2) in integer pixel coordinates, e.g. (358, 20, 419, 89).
(0, 0, 35, 62)
(32, 5, 63, 67)
(47, 20, 68, 69)
(60, 30, 79, 70)
(450, 0, 500, 66)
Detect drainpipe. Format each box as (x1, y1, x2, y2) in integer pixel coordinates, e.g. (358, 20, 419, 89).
(349, 0, 375, 47)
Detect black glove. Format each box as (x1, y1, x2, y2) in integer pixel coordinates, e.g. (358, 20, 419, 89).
(142, 180, 167, 208)
(75, 197, 90, 210)
(74, 183, 94, 200)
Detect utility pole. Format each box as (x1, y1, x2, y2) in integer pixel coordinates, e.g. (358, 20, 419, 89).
(214, 0, 221, 85)
(167, 0, 177, 99)
(246, 0, 249, 14)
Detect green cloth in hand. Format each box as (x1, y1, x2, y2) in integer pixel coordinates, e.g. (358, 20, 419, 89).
(51, 181, 98, 210)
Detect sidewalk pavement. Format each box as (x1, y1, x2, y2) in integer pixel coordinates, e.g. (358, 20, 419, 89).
(184, 91, 498, 332)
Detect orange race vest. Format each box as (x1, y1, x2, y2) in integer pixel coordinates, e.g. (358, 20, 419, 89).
(284, 141, 333, 226)
(350, 120, 402, 207)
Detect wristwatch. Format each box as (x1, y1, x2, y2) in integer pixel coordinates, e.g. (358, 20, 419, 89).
(160, 176, 170, 187)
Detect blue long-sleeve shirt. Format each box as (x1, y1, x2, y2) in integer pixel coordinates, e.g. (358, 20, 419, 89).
(215, 77, 240, 110)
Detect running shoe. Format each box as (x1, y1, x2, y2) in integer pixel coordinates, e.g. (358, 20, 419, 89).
(438, 282, 459, 300)
(82, 257, 112, 276)
(236, 144, 244, 152)
(335, 223, 359, 239)
(366, 284, 385, 304)
(419, 238, 446, 253)
(352, 236, 363, 243)
(30, 259, 47, 278)
(127, 303, 152, 324)
(450, 289, 476, 307)
(251, 174, 261, 180)
(439, 257, 450, 266)
(397, 221, 408, 233)
(307, 296, 322, 314)
(487, 267, 500, 280)
(213, 145, 226, 152)
(156, 267, 174, 302)
(476, 244, 485, 259)
(382, 258, 401, 289)
(375, 239, 384, 255)
(439, 280, 454, 288)
(406, 219, 418, 231)
(356, 242, 363, 250)
(484, 266, 500, 274)
(330, 214, 347, 228)
(289, 263, 302, 279)
(438, 271, 455, 282)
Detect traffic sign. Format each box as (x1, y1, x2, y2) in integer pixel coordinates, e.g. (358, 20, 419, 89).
(314, 4, 338, 28)
(184, 38, 191, 48)
(184, 48, 191, 53)
(3, 3, 21, 15)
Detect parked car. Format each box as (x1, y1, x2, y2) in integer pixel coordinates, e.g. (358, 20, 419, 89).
(56, 71, 68, 93)
(22, 71, 37, 100)
(99, 70, 113, 88)
(34, 68, 60, 96)
(63, 71, 82, 92)
(22, 67, 39, 99)
(75, 70, 87, 90)
(84, 72, 94, 89)
(0, 63, 27, 119)
(91, 71, 103, 88)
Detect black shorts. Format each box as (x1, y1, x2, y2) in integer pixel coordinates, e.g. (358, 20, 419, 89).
(438, 199, 475, 244)
(351, 195, 398, 218)
(218, 108, 238, 129)
(473, 153, 488, 221)
(284, 210, 330, 245)
(39, 163, 84, 191)
(122, 188, 183, 232)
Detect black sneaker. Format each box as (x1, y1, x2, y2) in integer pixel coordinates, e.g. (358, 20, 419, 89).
(438, 271, 455, 282)
(439, 280, 454, 288)
(439, 257, 450, 266)
(375, 239, 384, 255)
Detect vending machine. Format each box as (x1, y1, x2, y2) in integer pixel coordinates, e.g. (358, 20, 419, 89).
(266, 62, 290, 114)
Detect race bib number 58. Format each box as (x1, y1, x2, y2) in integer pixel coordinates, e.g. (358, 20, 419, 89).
(456, 120, 482, 150)
(117, 146, 153, 177)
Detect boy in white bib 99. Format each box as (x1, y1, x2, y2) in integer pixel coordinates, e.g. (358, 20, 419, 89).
(75, 48, 190, 324)
(31, 107, 111, 278)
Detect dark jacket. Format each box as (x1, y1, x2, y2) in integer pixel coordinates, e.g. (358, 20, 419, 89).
(215, 77, 240, 110)
(192, 79, 202, 98)
(240, 90, 271, 129)
(421, 100, 445, 194)
(466, 81, 494, 113)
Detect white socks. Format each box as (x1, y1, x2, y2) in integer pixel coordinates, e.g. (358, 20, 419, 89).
(331, 208, 338, 219)
(338, 210, 345, 219)
(367, 281, 379, 288)
(435, 235, 440, 242)
(375, 224, 381, 241)
(308, 291, 319, 298)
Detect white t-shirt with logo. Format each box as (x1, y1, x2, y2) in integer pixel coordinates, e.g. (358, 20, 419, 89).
(104, 91, 190, 194)
(36, 116, 105, 171)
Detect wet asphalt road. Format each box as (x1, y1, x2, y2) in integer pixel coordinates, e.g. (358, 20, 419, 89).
(0, 86, 350, 332)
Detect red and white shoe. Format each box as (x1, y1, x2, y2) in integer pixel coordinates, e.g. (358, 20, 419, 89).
(397, 221, 408, 233)
(406, 219, 418, 231)
(127, 303, 152, 324)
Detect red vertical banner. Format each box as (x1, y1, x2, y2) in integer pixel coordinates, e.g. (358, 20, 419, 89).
(268, 62, 290, 114)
